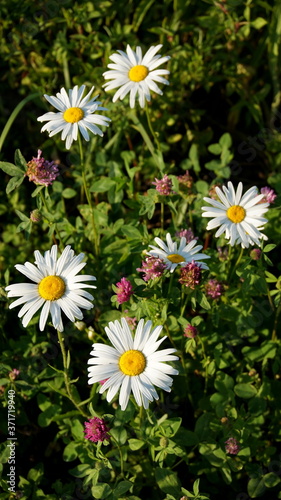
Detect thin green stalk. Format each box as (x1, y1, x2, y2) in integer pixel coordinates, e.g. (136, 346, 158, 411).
(272, 302, 281, 341)
(228, 247, 244, 282)
(145, 102, 161, 153)
(180, 290, 189, 317)
(109, 433, 124, 477)
(128, 110, 165, 171)
(78, 134, 99, 256)
(62, 53, 71, 90)
(0, 93, 40, 152)
(57, 329, 89, 418)
(167, 271, 175, 298)
(39, 191, 63, 249)
(160, 202, 164, 233)
(198, 336, 208, 394)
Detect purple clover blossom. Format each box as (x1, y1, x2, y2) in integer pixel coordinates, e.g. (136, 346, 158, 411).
(137, 255, 167, 281)
(9, 369, 20, 380)
(260, 186, 277, 204)
(115, 277, 133, 304)
(177, 170, 193, 188)
(152, 174, 173, 195)
(123, 314, 137, 330)
(184, 324, 198, 338)
(225, 437, 240, 455)
(26, 150, 59, 186)
(30, 209, 42, 223)
(217, 246, 229, 261)
(208, 184, 222, 201)
(84, 417, 109, 443)
(176, 228, 197, 244)
(178, 261, 202, 289)
(250, 248, 262, 261)
(205, 279, 224, 299)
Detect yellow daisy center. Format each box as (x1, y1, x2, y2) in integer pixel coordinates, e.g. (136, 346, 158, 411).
(128, 65, 149, 82)
(227, 205, 246, 223)
(63, 107, 84, 123)
(119, 349, 146, 376)
(38, 275, 66, 301)
(167, 254, 186, 264)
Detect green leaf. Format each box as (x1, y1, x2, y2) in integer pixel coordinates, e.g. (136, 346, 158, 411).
(6, 175, 25, 194)
(91, 483, 112, 499)
(264, 271, 277, 283)
(15, 210, 30, 222)
(189, 143, 201, 172)
(14, 149, 27, 171)
(31, 185, 45, 197)
(205, 160, 221, 171)
(263, 244, 276, 253)
(219, 133, 232, 149)
(247, 477, 266, 498)
(71, 419, 84, 440)
(242, 342, 277, 362)
(113, 480, 133, 498)
(208, 144, 222, 155)
(62, 188, 77, 198)
(234, 383, 257, 399)
(160, 417, 182, 437)
(155, 468, 181, 497)
(38, 404, 61, 427)
(128, 438, 146, 450)
(69, 464, 92, 478)
(121, 225, 142, 240)
(195, 180, 209, 195)
(263, 472, 280, 488)
(90, 177, 116, 193)
(0, 161, 25, 177)
(16, 220, 30, 233)
(196, 291, 211, 310)
(251, 17, 267, 29)
(63, 441, 78, 462)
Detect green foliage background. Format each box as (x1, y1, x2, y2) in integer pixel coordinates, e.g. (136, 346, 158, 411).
(0, 1, 281, 499)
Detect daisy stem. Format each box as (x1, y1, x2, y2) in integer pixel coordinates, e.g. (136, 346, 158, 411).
(180, 290, 189, 317)
(109, 433, 124, 477)
(39, 191, 63, 249)
(145, 103, 159, 149)
(161, 202, 164, 232)
(57, 329, 89, 418)
(198, 336, 208, 393)
(145, 103, 164, 171)
(78, 134, 99, 256)
(167, 271, 175, 298)
(272, 302, 281, 341)
(228, 247, 244, 282)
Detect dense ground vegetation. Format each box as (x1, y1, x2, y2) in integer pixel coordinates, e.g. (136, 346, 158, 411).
(0, 1, 281, 499)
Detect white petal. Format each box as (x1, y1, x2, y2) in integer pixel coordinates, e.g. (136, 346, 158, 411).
(39, 301, 51, 331)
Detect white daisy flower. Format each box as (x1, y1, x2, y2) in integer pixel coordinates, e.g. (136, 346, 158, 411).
(5, 245, 96, 332)
(37, 85, 111, 149)
(147, 233, 210, 272)
(103, 44, 170, 108)
(201, 181, 269, 248)
(88, 318, 179, 411)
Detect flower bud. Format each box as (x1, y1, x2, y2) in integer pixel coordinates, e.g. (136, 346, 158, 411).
(30, 209, 42, 223)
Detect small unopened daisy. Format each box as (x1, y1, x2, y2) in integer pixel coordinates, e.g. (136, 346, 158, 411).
(37, 85, 111, 149)
(147, 233, 210, 273)
(88, 318, 179, 411)
(103, 44, 170, 108)
(202, 181, 269, 248)
(5, 245, 96, 331)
